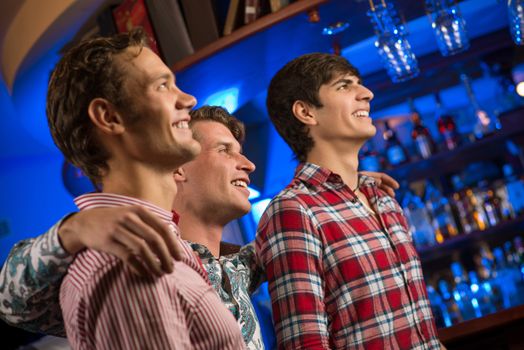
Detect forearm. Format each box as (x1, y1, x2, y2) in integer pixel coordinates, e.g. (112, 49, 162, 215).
(0, 217, 73, 335)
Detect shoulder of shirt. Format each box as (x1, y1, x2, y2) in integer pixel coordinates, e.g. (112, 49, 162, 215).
(62, 249, 121, 291)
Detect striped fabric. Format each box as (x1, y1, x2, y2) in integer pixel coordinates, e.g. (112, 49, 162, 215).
(256, 163, 441, 350)
(60, 193, 245, 350)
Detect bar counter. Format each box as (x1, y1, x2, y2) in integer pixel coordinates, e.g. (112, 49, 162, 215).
(439, 304, 524, 350)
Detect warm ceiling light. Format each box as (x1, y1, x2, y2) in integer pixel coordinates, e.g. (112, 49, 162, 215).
(516, 81, 524, 97)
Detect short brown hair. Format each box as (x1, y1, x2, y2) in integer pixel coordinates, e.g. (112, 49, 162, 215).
(46, 29, 147, 184)
(266, 53, 360, 162)
(189, 106, 245, 144)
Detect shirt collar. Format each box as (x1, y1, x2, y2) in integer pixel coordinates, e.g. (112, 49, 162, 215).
(74, 192, 173, 225)
(295, 162, 378, 189)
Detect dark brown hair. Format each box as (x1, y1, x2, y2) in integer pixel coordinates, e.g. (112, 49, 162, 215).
(266, 53, 360, 162)
(189, 106, 245, 144)
(46, 29, 147, 184)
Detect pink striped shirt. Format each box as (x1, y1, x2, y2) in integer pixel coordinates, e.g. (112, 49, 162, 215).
(60, 193, 246, 349)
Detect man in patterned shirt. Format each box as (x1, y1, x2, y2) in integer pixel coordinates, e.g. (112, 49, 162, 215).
(40, 29, 245, 349)
(256, 53, 443, 349)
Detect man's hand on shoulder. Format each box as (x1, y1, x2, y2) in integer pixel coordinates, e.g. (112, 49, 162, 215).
(359, 171, 400, 197)
(58, 206, 183, 277)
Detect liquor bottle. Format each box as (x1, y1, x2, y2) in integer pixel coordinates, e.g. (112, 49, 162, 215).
(450, 262, 481, 320)
(468, 270, 497, 317)
(383, 120, 409, 167)
(492, 247, 521, 308)
(409, 98, 436, 159)
(477, 249, 504, 311)
(359, 141, 382, 172)
(424, 182, 459, 243)
(478, 181, 504, 227)
(435, 92, 460, 151)
(426, 285, 453, 328)
(401, 187, 436, 249)
(438, 279, 463, 325)
(514, 237, 524, 280)
(465, 187, 489, 231)
(451, 175, 487, 233)
(503, 241, 524, 305)
(460, 73, 501, 140)
(502, 164, 524, 216)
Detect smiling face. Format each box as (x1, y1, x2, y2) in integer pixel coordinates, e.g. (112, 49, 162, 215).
(117, 46, 200, 170)
(308, 72, 375, 147)
(176, 120, 256, 223)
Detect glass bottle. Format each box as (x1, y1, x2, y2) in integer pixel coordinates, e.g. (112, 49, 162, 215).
(502, 164, 524, 216)
(492, 247, 521, 308)
(451, 262, 481, 320)
(409, 98, 436, 159)
(424, 181, 459, 244)
(426, 284, 453, 328)
(435, 92, 460, 151)
(401, 187, 436, 249)
(383, 120, 409, 167)
(460, 73, 501, 140)
(478, 181, 504, 227)
(451, 175, 487, 233)
(468, 270, 497, 317)
(438, 279, 463, 325)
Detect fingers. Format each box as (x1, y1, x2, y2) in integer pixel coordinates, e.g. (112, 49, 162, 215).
(112, 225, 166, 277)
(377, 172, 400, 190)
(132, 207, 184, 262)
(117, 209, 176, 275)
(106, 241, 150, 277)
(72, 206, 183, 277)
(359, 171, 400, 197)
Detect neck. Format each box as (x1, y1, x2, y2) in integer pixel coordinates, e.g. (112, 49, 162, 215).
(306, 138, 364, 189)
(178, 213, 223, 257)
(102, 161, 177, 212)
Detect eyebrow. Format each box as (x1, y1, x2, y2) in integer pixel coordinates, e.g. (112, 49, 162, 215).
(148, 72, 174, 85)
(215, 140, 243, 153)
(330, 77, 361, 86)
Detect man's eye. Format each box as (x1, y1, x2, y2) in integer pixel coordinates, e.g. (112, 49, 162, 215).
(159, 82, 168, 89)
(338, 84, 348, 90)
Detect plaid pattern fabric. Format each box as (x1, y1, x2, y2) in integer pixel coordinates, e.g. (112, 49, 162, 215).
(256, 163, 440, 349)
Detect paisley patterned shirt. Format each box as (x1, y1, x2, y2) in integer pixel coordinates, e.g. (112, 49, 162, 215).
(0, 219, 267, 349)
(0, 218, 72, 336)
(190, 242, 266, 350)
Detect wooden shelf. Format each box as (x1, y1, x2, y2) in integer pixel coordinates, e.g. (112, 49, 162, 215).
(418, 215, 524, 265)
(387, 107, 524, 183)
(439, 304, 524, 350)
(171, 0, 329, 73)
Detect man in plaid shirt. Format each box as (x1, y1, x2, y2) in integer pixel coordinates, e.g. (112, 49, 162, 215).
(256, 53, 443, 349)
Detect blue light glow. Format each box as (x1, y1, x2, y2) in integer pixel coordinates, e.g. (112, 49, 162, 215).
(204, 87, 239, 113)
(248, 186, 261, 200)
(251, 198, 271, 224)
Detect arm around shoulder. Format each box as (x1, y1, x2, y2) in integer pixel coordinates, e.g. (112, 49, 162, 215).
(0, 215, 74, 336)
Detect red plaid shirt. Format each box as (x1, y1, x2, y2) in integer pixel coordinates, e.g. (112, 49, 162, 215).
(256, 163, 440, 349)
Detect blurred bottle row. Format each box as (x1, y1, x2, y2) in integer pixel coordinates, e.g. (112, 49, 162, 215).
(401, 164, 524, 250)
(426, 237, 524, 328)
(360, 71, 523, 171)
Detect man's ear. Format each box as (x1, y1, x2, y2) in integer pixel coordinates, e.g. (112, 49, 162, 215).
(291, 100, 318, 126)
(174, 167, 186, 182)
(87, 98, 125, 135)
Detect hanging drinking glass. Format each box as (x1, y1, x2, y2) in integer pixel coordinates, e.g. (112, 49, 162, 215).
(426, 0, 470, 56)
(508, 0, 524, 45)
(368, 1, 419, 83)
